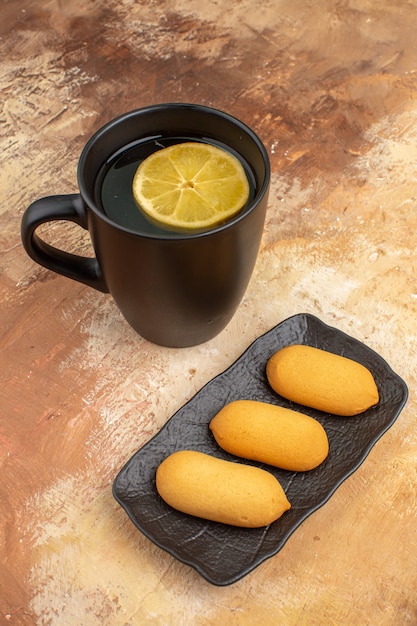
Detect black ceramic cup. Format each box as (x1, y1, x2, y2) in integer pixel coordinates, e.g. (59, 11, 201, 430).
(21, 103, 270, 347)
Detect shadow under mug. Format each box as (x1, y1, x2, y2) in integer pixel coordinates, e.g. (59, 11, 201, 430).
(21, 103, 270, 347)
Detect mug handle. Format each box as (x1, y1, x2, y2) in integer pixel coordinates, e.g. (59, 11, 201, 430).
(21, 194, 109, 293)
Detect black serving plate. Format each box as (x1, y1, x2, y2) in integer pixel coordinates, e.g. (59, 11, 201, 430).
(112, 313, 408, 586)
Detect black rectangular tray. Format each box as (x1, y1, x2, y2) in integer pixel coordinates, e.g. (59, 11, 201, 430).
(113, 314, 408, 586)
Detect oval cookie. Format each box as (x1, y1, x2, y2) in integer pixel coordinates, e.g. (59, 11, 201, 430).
(266, 344, 379, 416)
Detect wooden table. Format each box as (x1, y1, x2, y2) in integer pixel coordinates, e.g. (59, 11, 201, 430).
(1, 1, 416, 623)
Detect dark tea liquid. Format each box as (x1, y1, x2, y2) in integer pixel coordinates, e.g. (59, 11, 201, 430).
(95, 136, 256, 237)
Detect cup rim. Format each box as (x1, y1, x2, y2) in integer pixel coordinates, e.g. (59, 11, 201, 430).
(78, 102, 271, 240)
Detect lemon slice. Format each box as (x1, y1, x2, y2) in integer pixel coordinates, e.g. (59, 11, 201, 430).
(132, 142, 250, 231)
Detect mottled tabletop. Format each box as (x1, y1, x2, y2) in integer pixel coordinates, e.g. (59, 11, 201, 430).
(1, 1, 416, 624)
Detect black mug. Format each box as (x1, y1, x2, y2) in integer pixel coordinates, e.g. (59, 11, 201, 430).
(21, 103, 270, 347)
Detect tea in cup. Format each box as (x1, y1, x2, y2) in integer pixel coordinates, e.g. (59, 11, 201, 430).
(21, 103, 270, 347)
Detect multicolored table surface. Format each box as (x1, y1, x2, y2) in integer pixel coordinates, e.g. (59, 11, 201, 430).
(1, 1, 416, 624)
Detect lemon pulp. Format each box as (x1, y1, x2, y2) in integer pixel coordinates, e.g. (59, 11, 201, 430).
(132, 142, 250, 231)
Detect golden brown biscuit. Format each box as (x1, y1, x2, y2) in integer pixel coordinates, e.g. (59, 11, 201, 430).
(210, 400, 329, 471)
(266, 344, 379, 416)
(156, 450, 290, 528)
